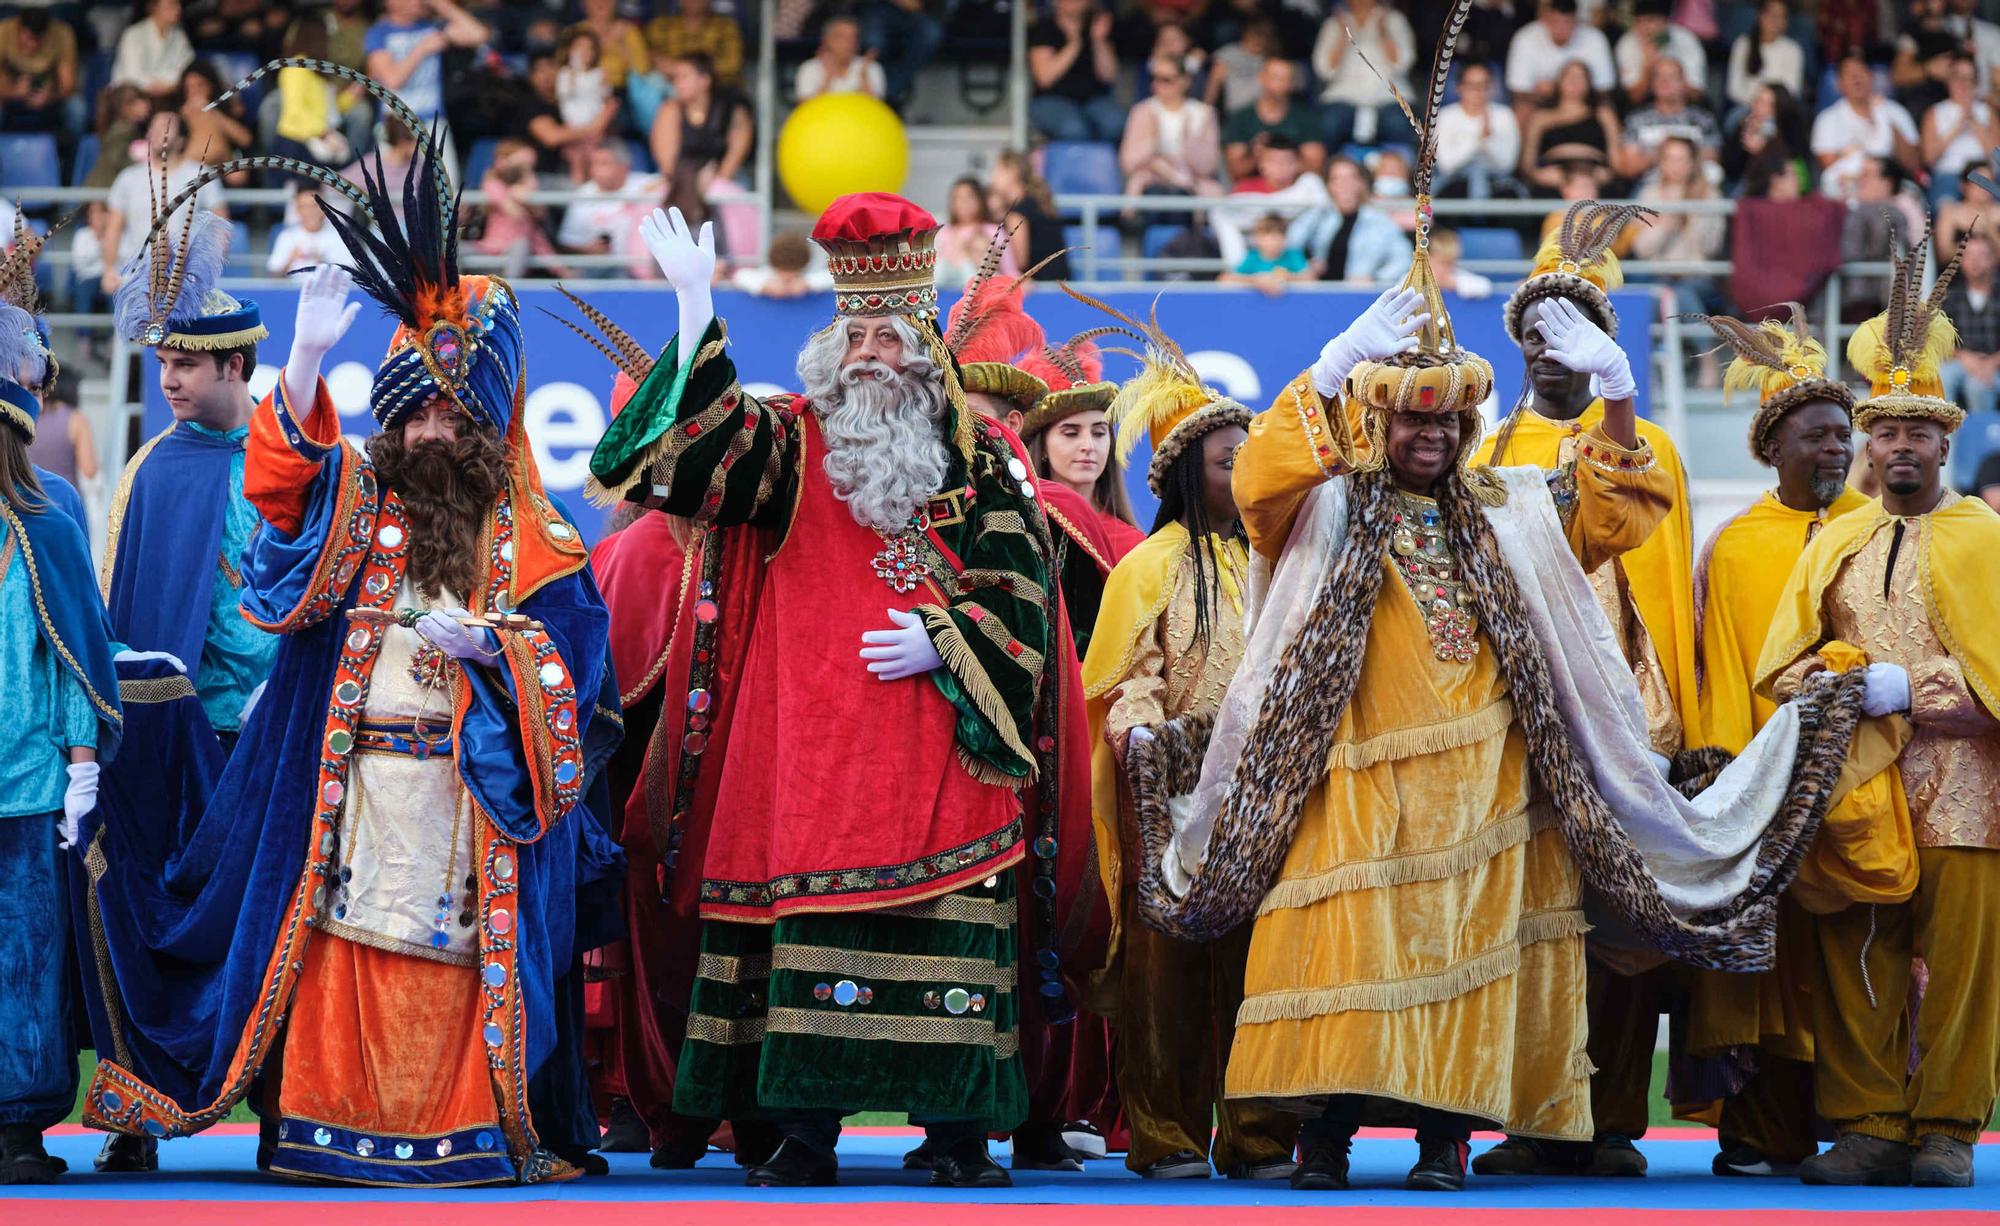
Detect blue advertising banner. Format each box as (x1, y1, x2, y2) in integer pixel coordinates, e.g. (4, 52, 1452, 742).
(140, 285, 1653, 542)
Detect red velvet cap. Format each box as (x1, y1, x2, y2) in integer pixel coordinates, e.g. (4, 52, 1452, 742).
(812, 193, 943, 318)
(810, 192, 938, 246)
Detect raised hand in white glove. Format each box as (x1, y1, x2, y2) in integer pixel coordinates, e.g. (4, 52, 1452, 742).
(417, 608, 498, 662)
(1533, 296, 1635, 401)
(60, 761, 99, 851)
(859, 608, 944, 681)
(1860, 661, 1912, 717)
(114, 648, 187, 674)
(641, 206, 717, 351)
(284, 264, 362, 415)
(1311, 283, 1430, 397)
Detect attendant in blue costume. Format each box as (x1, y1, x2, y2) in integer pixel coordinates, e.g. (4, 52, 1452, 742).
(104, 194, 279, 753)
(77, 92, 615, 1186)
(0, 230, 123, 1185)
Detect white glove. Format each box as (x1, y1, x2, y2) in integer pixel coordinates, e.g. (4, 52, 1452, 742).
(1533, 296, 1635, 401)
(1860, 661, 1912, 717)
(641, 207, 716, 353)
(1125, 725, 1156, 769)
(1646, 750, 1672, 779)
(114, 649, 187, 674)
(417, 608, 498, 662)
(60, 761, 99, 851)
(859, 607, 945, 681)
(284, 264, 361, 415)
(1310, 284, 1430, 396)
(238, 679, 268, 727)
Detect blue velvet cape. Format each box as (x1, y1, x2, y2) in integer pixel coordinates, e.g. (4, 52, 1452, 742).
(102, 423, 238, 663)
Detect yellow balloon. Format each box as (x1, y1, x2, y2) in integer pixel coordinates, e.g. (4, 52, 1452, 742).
(776, 93, 910, 217)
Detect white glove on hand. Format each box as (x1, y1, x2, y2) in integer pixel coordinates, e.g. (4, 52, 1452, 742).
(60, 761, 99, 851)
(859, 608, 945, 681)
(1311, 284, 1430, 397)
(417, 608, 498, 662)
(641, 207, 717, 352)
(114, 648, 187, 674)
(1860, 661, 1912, 717)
(1534, 297, 1635, 401)
(284, 264, 361, 416)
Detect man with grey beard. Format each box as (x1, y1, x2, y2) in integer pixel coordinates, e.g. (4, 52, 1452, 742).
(585, 195, 1077, 1190)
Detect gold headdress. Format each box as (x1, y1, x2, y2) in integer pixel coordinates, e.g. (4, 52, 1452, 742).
(1847, 218, 1968, 434)
(1502, 200, 1656, 342)
(1063, 288, 1251, 497)
(1687, 303, 1856, 461)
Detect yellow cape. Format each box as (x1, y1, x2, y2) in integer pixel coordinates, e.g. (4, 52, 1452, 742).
(1477, 402, 1700, 739)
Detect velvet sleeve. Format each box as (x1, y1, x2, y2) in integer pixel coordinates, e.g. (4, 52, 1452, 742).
(1235, 370, 1352, 561)
(585, 317, 801, 527)
(1564, 426, 1675, 574)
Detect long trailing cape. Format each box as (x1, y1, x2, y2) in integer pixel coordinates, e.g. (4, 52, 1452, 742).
(1131, 466, 1886, 972)
(100, 422, 241, 665)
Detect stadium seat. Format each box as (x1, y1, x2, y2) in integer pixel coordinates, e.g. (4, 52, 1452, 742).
(627, 139, 656, 175)
(1043, 141, 1121, 200)
(0, 134, 61, 193)
(462, 138, 502, 188)
(1455, 226, 1523, 262)
(229, 219, 253, 271)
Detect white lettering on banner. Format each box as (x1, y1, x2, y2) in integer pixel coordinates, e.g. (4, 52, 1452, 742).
(743, 381, 788, 401)
(1186, 351, 1261, 404)
(524, 382, 608, 490)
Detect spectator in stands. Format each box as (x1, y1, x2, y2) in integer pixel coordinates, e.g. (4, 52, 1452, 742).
(85, 83, 153, 190)
(1220, 212, 1310, 295)
(857, 0, 945, 111)
(99, 111, 225, 296)
(1722, 82, 1811, 193)
(1839, 157, 1920, 321)
(272, 18, 362, 167)
(1371, 147, 1414, 231)
(795, 15, 885, 101)
(1938, 174, 1991, 251)
(267, 180, 349, 274)
(25, 370, 94, 521)
(1205, 15, 1275, 113)
(0, 11, 82, 141)
(1812, 52, 1921, 202)
(1632, 136, 1727, 314)
(472, 138, 568, 278)
(1977, 450, 2000, 509)
(1922, 53, 1998, 195)
(557, 139, 657, 258)
(1947, 0, 2000, 98)
(1614, 0, 1706, 106)
(1435, 61, 1522, 199)
(1891, 0, 1960, 116)
(1222, 56, 1325, 182)
(935, 176, 1019, 286)
(1615, 56, 1720, 181)
(366, 0, 487, 131)
(1028, 0, 1123, 143)
(1120, 54, 1224, 202)
(111, 0, 195, 101)
(647, 0, 743, 90)
(1942, 232, 2000, 415)
(648, 52, 752, 243)
(185, 0, 274, 55)
(324, 0, 372, 71)
(344, 117, 420, 225)
(733, 229, 834, 299)
(990, 148, 1070, 280)
(1312, 0, 1417, 150)
(1519, 58, 1619, 193)
(1196, 0, 1318, 53)
(558, 30, 614, 143)
(1147, 21, 1209, 101)
(1506, 0, 1615, 118)
(1427, 228, 1493, 299)
(1540, 163, 1638, 245)
(1724, 0, 1806, 111)
(569, 0, 651, 92)
(1210, 133, 1329, 266)
(1290, 155, 1408, 285)
(516, 49, 618, 178)
(179, 62, 253, 185)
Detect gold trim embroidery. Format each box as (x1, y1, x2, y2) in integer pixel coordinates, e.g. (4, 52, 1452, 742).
(769, 944, 1018, 988)
(120, 674, 197, 704)
(764, 1007, 1019, 1057)
(881, 891, 1019, 927)
(0, 498, 121, 725)
(316, 918, 478, 968)
(916, 605, 1037, 772)
(686, 1013, 767, 1045)
(696, 951, 772, 983)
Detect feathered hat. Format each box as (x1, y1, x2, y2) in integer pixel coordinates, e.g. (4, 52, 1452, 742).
(1064, 288, 1250, 497)
(540, 283, 656, 418)
(1687, 303, 1856, 461)
(1017, 325, 1119, 440)
(1501, 200, 1655, 342)
(1332, 0, 1502, 500)
(1846, 218, 1969, 434)
(110, 137, 267, 353)
(0, 209, 61, 440)
(943, 224, 1061, 412)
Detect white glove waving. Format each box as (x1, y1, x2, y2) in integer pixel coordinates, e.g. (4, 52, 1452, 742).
(284, 264, 361, 416)
(1534, 296, 1635, 401)
(860, 608, 945, 681)
(1311, 284, 1430, 397)
(641, 206, 717, 349)
(1860, 661, 1912, 717)
(417, 608, 498, 662)
(60, 761, 99, 851)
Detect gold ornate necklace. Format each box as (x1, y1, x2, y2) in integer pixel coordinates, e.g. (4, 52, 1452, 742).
(1390, 491, 1479, 662)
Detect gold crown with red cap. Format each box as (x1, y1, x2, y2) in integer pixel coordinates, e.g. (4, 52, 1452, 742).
(813, 192, 943, 319)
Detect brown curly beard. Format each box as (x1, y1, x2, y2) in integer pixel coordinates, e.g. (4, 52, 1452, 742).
(366, 425, 509, 602)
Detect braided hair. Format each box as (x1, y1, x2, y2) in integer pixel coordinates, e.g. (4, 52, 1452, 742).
(1149, 437, 1243, 649)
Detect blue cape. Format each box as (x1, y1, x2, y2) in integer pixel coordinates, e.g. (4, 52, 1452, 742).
(103, 423, 238, 665)
(3, 489, 122, 760)
(34, 465, 87, 547)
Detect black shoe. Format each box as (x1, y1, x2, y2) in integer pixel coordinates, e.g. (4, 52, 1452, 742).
(1472, 1135, 1584, 1176)
(1584, 1135, 1648, 1177)
(1226, 1156, 1299, 1180)
(745, 1137, 838, 1187)
(930, 1138, 1012, 1188)
(651, 1137, 709, 1169)
(94, 1132, 158, 1173)
(552, 1145, 610, 1176)
(1290, 1140, 1351, 1191)
(0, 1126, 65, 1186)
(1911, 1134, 1974, 1188)
(1406, 1138, 1469, 1191)
(599, 1097, 650, 1153)
(1713, 1143, 1798, 1177)
(1010, 1127, 1085, 1172)
(1799, 1132, 1912, 1186)
(1138, 1148, 1212, 1179)
(902, 1137, 936, 1170)
(1061, 1120, 1107, 1158)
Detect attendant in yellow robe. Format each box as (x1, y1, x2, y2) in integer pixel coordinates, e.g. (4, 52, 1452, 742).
(1682, 307, 1868, 1177)
(1475, 202, 1695, 1179)
(1757, 232, 2000, 1190)
(1078, 324, 1299, 1180)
